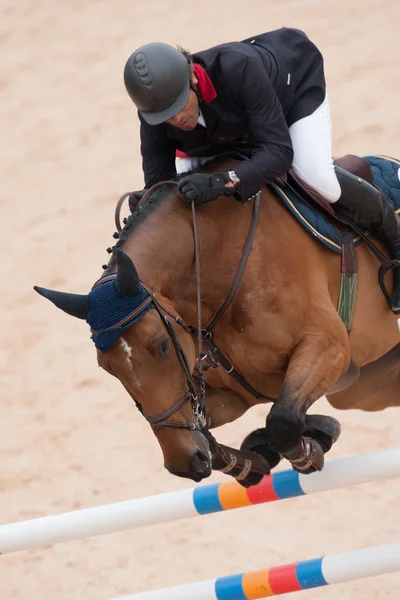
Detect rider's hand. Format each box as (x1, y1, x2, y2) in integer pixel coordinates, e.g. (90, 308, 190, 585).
(177, 172, 235, 206)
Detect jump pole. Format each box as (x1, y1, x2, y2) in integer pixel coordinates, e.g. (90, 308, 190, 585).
(1, 447, 399, 555)
(109, 542, 400, 599)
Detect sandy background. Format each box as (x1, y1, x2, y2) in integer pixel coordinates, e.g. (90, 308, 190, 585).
(1, 1, 400, 598)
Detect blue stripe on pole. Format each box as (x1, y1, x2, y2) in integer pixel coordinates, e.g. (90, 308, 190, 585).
(296, 558, 327, 589)
(215, 574, 246, 600)
(272, 470, 304, 499)
(193, 483, 223, 515)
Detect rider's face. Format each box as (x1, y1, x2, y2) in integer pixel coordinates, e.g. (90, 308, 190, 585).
(166, 74, 200, 131)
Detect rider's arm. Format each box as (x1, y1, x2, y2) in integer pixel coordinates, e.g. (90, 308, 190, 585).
(139, 115, 177, 188)
(225, 55, 293, 201)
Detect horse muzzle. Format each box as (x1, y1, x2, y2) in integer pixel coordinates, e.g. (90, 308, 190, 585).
(165, 447, 212, 482)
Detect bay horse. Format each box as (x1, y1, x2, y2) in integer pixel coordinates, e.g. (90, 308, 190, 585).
(34, 156, 400, 486)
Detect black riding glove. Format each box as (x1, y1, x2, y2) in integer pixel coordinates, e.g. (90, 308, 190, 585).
(178, 172, 236, 206)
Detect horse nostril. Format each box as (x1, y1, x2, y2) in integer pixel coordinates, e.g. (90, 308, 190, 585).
(196, 449, 209, 466)
(190, 449, 211, 476)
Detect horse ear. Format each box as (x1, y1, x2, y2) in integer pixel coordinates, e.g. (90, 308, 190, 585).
(114, 248, 141, 296)
(34, 286, 89, 319)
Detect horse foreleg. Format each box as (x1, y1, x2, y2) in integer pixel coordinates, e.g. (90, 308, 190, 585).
(265, 327, 350, 466)
(202, 386, 273, 486)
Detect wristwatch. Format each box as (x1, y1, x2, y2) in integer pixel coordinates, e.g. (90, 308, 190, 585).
(227, 170, 242, 202)
(227, 170, 240, 188)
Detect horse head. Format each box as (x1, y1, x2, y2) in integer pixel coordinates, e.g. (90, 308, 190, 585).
(34, 247, 212, 482)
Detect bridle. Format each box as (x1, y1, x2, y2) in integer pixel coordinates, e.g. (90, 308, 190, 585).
(91, 271, 207, 434)
(94, 179, 270, 436)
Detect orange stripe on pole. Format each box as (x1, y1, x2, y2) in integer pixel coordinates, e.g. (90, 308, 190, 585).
(218, 481, 252, 510)
(242, 569, 274, 598)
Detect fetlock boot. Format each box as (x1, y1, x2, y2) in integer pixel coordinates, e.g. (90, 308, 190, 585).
(334, 166, 400, 314)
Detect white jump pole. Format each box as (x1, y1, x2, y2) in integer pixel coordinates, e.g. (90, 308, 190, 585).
(0, 448, 399, 555)
(108, 542, 400, 599)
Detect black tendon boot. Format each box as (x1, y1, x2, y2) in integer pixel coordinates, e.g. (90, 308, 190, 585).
(334, 166, 400, 313)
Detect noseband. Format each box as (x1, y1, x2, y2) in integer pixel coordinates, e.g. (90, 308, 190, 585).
(129, 282, 209, 434)
(95, 179, 267, 436)
(91, 272, 207, 434)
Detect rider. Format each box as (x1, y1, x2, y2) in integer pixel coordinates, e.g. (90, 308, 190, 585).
(123, 28, 400, 313)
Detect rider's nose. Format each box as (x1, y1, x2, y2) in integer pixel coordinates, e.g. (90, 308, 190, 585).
(172, 112, 184, 126)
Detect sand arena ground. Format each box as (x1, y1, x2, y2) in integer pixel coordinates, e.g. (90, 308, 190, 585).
(1, 1, 399, 598)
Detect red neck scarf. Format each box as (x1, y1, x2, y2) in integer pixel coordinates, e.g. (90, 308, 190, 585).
(193, 63, 217, 103)
(175, 64, 217, 158)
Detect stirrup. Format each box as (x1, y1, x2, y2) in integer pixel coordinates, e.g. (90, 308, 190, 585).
(378, 259, 400, 313)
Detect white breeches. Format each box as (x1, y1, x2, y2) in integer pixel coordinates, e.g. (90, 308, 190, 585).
(289, 93, 341, 203)
(176, 93, 341, 204)
(176, 156, 215, 175)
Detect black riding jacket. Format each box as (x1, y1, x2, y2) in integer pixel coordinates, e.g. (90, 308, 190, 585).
(139, 27, 326, 200)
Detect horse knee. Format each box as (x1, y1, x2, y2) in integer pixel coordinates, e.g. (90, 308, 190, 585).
(291, 163, 341, 203)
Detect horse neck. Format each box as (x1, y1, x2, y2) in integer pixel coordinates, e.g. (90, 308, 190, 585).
(118, 192, 252, 325)
(119, 193, 200, 306)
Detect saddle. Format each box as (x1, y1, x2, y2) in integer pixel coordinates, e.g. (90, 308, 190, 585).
(288, 154, 372, 206)
(271, 154, 400, 330)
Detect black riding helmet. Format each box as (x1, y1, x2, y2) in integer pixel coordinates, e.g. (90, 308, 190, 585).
(124, 42, 191, 126)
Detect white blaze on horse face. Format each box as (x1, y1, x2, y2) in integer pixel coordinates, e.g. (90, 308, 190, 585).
(120, 338, 132, 362)
(119, 338, 143, 391)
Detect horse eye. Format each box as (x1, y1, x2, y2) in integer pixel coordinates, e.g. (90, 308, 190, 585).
(157, 338, 170, 357)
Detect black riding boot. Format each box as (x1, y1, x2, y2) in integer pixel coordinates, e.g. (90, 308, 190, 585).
(334, 166, 400, 314)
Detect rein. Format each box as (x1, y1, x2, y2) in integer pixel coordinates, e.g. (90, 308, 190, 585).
(92, 269, 204, 433)
(105, 179, 271, 436)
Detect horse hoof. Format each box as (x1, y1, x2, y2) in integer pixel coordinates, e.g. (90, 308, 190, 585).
(237, 472, 264, 488)
(240, 428, 282, 471)
(304, 414, 341, 454)
(304, 414, 341, 443)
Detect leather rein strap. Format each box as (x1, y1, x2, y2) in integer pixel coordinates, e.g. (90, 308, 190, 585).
(108, 181, 272, 435)
(197, 192, 275, 401)
(92, 270, 204, 433)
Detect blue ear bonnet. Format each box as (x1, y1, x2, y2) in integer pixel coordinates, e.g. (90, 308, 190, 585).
(87, 280, 154, 354)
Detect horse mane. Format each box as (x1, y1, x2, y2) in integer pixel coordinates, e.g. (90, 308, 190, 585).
(102, 154, 245, 272)
(116, 184, 173, 247)
(103, 171, 196, 272)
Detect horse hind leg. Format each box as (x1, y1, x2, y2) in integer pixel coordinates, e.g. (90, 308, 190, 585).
(265, 324, 350, 471)
(327, 342, 400, 411)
